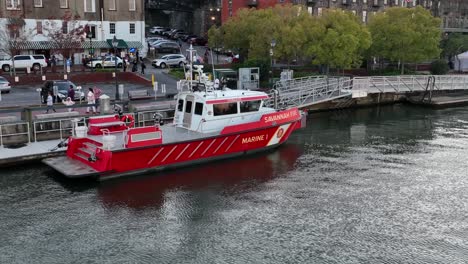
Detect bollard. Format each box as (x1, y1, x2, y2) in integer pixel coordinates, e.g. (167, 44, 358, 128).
(118, 84, 124, 99)
(99, 94, 112, 114)
(162, 84, 166, 95)
(153, 81, 158, 99)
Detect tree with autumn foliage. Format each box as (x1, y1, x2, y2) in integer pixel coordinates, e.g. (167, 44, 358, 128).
(42, 11, 86, 72)
(0, 17, 32, 75)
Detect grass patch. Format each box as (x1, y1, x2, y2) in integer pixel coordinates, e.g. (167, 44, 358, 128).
(168, 68, 185, 80)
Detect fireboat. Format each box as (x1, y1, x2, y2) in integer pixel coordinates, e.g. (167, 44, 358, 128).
(43, 46, 306, 180)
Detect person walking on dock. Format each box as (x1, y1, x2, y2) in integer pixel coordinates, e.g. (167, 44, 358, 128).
(86, 87, 96, 114)
(141, 60, 146, 74)
(45, 91, 56, 113)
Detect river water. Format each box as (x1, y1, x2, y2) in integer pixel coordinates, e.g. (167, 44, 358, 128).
(1, 104, 467, 264)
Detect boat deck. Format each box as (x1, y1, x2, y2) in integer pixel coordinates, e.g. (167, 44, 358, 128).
(42, 156, 103, 178)
(87, 125, 218, 150)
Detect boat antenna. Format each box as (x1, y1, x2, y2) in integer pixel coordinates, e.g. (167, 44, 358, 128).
(189, 44, 194, 91)
(210, 48, 215, 79)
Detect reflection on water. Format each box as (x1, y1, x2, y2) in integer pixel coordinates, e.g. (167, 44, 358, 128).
(1, 104, 468, 263)
(98, 143, 302, 210)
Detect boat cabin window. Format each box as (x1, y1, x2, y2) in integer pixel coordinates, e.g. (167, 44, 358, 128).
(240, 100, 261, 113)
(213, 102, 238, 116)
(194, 102, 203, 115)
(177, 99, 183, 111)
(185, 101, 193, 113)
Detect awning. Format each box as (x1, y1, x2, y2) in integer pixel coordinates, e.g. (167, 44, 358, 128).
(106, 38, 128, 49)
(81, 41, 110, 49)
(17, 41, 57, 50)
(125, 41, 143, 49)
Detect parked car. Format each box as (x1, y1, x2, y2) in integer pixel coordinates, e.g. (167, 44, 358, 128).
(86, 56, 123, 68)
(1, 54, 47, 72)
(0, 76, 11, 93)
(146, 36, 164, 43)
(149, 26, 165, 34)
(152, 54, 187, 68)
(149, 39, 174, 48)
(154, 42, 181, 54)
(41, 80, 84, 103)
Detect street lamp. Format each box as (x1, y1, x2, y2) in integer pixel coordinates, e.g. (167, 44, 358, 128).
(112, 36, 119, 101)
(87, 32, 93, 72)
(270, 39, 276, 87)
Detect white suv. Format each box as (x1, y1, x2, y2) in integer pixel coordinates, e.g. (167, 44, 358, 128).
(1, 55, 47, 72)
(87, 56, 123, 68)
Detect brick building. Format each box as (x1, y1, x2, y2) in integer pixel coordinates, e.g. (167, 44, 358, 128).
(0, 0, 146, 64)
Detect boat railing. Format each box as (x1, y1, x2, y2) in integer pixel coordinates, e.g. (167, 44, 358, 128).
(33, 117, 89, 142)
(137, 109, 174, 127)
(0, 122, 30, 147)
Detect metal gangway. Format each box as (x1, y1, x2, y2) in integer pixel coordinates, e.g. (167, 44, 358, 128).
(265, 76, 353, 108)
(265, 75, 468, 109)
(352, 75, 468, 97)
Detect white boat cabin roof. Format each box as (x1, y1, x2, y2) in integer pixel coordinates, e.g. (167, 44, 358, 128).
(177, 88, 269, 103)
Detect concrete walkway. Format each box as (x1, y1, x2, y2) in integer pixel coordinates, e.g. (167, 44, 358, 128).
(0, 139, 65, 166)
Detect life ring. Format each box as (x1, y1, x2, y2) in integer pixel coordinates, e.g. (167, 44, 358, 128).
(121, 115, 135, 128)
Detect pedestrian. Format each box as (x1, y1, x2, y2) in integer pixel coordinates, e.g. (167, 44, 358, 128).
(93, 86, 102, 113)
(204, 49, 209, 63)
(86, 87, 96, 114)
(141, 60, 146, 74)
(63, 97, 75, 112)
(178, 38, 182, 48)
(45, 91, 56, 113)
(123, 59, 127, 72)
(132, 60, 138, 72)
(136, 49, 139, 63)
(67, 85, 75, 100)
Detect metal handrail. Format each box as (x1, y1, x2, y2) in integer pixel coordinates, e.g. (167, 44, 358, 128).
(352, 75, 468, 94)
(0, 122, 30, 147)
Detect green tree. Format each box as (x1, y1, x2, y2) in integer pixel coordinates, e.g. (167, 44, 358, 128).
(368, 6, 441, 74)
(213, 4, 312, 64)
(306, 9, 371, 74)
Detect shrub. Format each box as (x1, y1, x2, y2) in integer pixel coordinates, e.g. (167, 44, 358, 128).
(430, 59, 449, 75)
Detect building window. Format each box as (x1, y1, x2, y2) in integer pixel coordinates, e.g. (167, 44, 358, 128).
(36, 21, 42, 34)
(60, 0, 68, 8)
(62, 21, 68, 34)
(34, 0, 42, 7)
(129, 23, 135, 34)
(86, 24, 96, 38)
(394, 0, 398, 5)
(84, 0, 95, 12)
(363, 0, 367, 4)
(110, 23, 115, 34)
(108, 0, 116, 10)
(383, 0, 388, 5)
(6, 0, 21, 9)
(129, 0, 136, 11)
(318, 8, 322, 16)
(362, 11, 367, 23)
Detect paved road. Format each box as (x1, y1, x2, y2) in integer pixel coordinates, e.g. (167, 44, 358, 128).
(0, 41, 229, 109)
